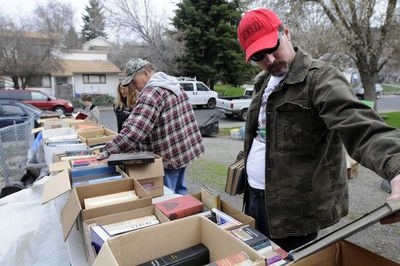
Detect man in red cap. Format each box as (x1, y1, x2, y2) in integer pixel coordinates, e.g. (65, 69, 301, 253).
(237, 8, 400, 251)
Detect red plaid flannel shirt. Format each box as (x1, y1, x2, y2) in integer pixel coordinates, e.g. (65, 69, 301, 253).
(105, 86, 204, 169)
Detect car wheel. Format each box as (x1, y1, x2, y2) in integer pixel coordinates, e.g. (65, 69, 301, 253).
(376, 92, 381, 99)
(239, 109, 248, 121)
(53, 106, 66, 115)
(207, 98, 216, 109)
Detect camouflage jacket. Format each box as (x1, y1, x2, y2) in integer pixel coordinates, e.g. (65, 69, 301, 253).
(243, 47, 400, 238)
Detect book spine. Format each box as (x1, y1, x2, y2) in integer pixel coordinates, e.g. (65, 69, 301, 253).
(168, 203, 203, 220)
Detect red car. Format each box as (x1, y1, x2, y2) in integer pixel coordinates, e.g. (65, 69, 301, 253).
(0, 89, 74, 114)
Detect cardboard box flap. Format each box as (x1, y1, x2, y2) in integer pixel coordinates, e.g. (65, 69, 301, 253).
(42, 170, 71, 204)
(290, 200, 400, 262)
(61, 189, 82, 240)
(49, 161, 71, 173)
(93, 242, 119, 266)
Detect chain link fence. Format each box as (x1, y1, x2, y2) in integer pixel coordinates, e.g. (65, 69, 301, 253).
(0, 117, 34, 190)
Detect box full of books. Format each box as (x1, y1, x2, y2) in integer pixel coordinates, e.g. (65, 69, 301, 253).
(83, 205, 170, 264)
(42, 168, 152, 240)
(92, 216, 265, 266)
(78, 128, 117, 147)
(191, 186, 255, 230)
(125, 155, 164, 197)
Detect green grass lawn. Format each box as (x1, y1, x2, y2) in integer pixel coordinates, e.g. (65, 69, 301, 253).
(214, 84, 245, 97)
(382, 84, 400, 93)
(381, 112, 400, 128)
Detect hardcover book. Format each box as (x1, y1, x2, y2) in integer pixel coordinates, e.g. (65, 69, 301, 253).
(231, 225, 270, 248)
(137, 243, 210, 266)
(102, 215, 160, 236)
(65, 149, 91, 157)
(84, 190, 139, 209)
(70, 165, 116, 178)
(75, 112, 88, 120)
(204, 251, 252, 266)
(107, 152, 155, 165)
(225, 159, 245, 195)
(154, 194, 204, 220)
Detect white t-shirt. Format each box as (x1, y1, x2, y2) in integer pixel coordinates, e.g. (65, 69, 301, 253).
(247, 75, 285, 190)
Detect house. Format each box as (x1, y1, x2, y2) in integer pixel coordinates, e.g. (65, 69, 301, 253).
(52, 48, 122, 98)
(0, 33, 122, 99)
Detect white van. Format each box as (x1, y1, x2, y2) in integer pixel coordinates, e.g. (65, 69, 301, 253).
(178, 77, 218, 109)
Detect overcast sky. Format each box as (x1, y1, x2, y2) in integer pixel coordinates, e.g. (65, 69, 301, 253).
(0, 0, 177, 33)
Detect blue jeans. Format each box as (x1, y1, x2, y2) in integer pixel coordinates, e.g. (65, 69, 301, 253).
(163, 167, 187, 195)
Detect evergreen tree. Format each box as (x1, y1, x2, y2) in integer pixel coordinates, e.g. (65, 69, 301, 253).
(81, 0, 107, 42)
(173, 0, 254, 88)
(64, 26, 81, 49)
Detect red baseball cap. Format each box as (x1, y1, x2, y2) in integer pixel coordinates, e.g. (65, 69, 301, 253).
(238, 8, 282, 62)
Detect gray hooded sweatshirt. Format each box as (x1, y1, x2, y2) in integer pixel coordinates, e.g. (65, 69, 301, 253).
(143, 72, 182, 96)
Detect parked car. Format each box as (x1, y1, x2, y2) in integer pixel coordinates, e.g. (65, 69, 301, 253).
(216, 88, 253, 121)
(0, 99, 60, 128)
(353, 83, 383, 100)
(0, 89, 74, 114)
(178, 77, 218, 109)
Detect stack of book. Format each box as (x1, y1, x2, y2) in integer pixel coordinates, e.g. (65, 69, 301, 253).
(90, 215, 160, 253)
(70, 165, 123, 186)
(84, 190, 139, 209)
(205, 251, 253, 266)
(225, 159, 245, 196)
(231, 225, 288, 265)
(154, 194, 204, 220)
(107, 152, 155, 165)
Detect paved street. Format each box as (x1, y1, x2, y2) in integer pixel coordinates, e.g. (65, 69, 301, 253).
(100, 94, 400, 132)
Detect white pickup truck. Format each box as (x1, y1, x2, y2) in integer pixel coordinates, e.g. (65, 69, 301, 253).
(216, 88, 253, 121)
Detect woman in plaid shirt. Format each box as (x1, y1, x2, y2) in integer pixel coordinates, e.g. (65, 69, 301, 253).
(98, 58, 205, 194)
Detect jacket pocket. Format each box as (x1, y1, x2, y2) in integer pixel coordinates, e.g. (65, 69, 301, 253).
(275, 101, 322, 153)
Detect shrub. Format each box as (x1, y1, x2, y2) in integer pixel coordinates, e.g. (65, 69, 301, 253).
(67, 94, 115, 108)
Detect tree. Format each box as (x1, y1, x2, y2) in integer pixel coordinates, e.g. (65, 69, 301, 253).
(173, 0, 254, 88)
(106, 0, 182, 74)
(81, 0, 107, 41)
(256, 0, 399, 102)
(0, 16, 61, 89)
(64, 26, 81, 49)
(34, 1, 74, 35)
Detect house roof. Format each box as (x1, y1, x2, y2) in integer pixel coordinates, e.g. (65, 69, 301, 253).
(52, 59, 121, 76)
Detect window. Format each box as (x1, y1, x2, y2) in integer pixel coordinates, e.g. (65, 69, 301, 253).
(31, 91, 48, 101)
(83, 74, 106, 84)
(180, 83, 194, 91)
(3, 104, 24, 116)
(197, 83, 209, 92)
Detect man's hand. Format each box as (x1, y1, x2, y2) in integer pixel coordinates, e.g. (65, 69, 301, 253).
(380, 174, 400, 224)
(97, 151, 109, 161)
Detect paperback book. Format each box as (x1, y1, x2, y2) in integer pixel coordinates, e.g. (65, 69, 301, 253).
(90, 224, 111, 254)
(102, 215, 160, 236)
(107, 151, 155, 165)
(84, 190, 139, 209)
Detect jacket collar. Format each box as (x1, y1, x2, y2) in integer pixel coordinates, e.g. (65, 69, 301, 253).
(284, 47, 313, 85)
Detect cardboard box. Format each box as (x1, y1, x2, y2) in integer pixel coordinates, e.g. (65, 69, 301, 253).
(79, 129, 117, 146)
(93, 216, 265, 266)
(83, 205, 171, 265)
(42, 127, 77, 140)
(192, 192, 255, 229)
(42, 168, 152, 240)
(289, 240, 399, 266)
(126, 155, 164, 197)
(43, 143, 87, 165)
(289, 200, 400, 265)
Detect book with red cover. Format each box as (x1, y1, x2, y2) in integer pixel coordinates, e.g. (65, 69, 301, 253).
(154, 194, 204, 220)
(75, 112, 88, 120)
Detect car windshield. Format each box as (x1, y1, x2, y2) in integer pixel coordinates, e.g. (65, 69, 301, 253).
(21, 102, 42, 112)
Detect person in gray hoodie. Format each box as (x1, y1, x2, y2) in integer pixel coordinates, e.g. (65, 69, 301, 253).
(98, 58, 205, 194)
